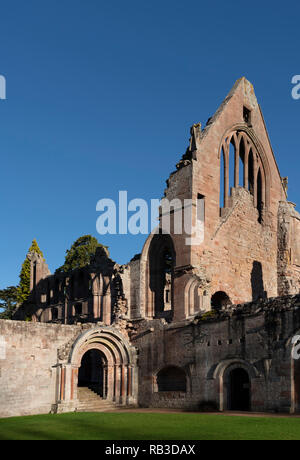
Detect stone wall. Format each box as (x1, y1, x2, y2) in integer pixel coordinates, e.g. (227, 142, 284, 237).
(132, 295, 300, 413)
(0, 320, 81, 417)
(278, 201, 300, 295)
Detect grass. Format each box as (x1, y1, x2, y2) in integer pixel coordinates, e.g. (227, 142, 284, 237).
(0, 411, 300, 440)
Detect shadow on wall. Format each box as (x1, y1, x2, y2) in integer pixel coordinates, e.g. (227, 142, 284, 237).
(251, 261, 267, 301)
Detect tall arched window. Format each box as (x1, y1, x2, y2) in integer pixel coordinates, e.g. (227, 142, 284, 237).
(149, 234, 176, 319)
(257, 168, 263, 223)
(239, 136, 245, 187)
(220, 146, 225, 209)
(219, 130, 267, 223)
(229, 140, 235, 193)
(248, 149, 254, 195)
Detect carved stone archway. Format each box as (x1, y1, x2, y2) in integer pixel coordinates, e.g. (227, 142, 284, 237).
(55, 326, 138, 413)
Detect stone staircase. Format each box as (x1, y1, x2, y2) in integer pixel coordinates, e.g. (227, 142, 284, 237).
(76, 387, 119, 412)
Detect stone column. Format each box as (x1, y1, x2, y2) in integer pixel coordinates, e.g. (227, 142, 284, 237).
(93, 294, 100, 320)
(55, 364, 78, 413)
(102, 293, 111, 326)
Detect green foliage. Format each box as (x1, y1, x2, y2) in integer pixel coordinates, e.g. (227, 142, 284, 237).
(0, 286, 18, 319)
(199, 310, 217, 321)
(56, 235, 109, 273)
(29, 239, 44, 259)
(0, 239, 44, 317)
(17, 258, 31, 304)
(17, 239, 44, 305)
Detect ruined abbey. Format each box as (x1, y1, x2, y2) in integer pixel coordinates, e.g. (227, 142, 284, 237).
(1, 77, 300, 417)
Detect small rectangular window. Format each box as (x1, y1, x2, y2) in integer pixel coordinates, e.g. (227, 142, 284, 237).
(243, 106, 251, 125)
(165, 289, 170, 303)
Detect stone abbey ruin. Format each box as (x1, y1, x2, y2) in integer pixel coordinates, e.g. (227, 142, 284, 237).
(1, 77, 300, 417)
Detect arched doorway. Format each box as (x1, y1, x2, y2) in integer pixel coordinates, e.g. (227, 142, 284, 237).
(78, 349, 107, 397)
(228, 368, 250, 411)
(56, 327, 138, 409)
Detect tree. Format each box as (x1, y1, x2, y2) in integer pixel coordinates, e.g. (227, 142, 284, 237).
(0, 286, 18, 319)
(17, 239, 44, 305)
(56, 235, 109, 273)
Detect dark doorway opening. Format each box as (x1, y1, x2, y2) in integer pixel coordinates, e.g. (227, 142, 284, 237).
(228, 368, 250, 411)
(78, 349, 106, 397)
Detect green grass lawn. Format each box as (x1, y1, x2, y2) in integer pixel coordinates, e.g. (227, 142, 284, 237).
(0, 412, 300, 440)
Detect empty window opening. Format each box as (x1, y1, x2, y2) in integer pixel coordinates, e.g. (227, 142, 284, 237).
(239, 137, 245, 187)
(77, 271, 86, 299)
(229, 141, 235, 194)
(243, 106, 251, 125)
(248, 149, 254, 195)
(157, 366, 187, 392)
(165, 289, 170, 304)
(211, 291, 231, 311)
(149, 234, 175, 319)
(219, 130, 268, 223)
(257, 168, 263, 223)
(220, 147, 225, 210)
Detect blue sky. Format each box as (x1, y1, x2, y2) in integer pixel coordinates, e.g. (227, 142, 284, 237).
(0, 0, 300, 288)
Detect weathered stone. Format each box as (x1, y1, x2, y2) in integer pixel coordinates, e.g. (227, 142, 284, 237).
(2, 77, 300, 417)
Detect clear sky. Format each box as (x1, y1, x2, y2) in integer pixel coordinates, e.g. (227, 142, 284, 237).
(0, 0, 300, 288)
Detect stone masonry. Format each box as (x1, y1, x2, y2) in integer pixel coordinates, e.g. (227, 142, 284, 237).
(1, 77, 300, 417)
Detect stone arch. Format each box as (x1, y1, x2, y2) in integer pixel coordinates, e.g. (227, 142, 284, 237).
(148, 234, 176, 319)
(56, 327, 138, 410)
(211, 291, 231, 311)
(184, 275, 206, 316)
(139, 232, 176, 319)
(209, 358, 259, 411)
(218, 125, 271, 214)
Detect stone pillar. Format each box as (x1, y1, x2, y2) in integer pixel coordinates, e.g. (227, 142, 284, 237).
(55, 364, 77, 414)
(102, 293, 111, 326)
(70, 367, 78, 401)
(121, 365, 127, 405)
(106, 365, 114, 401)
